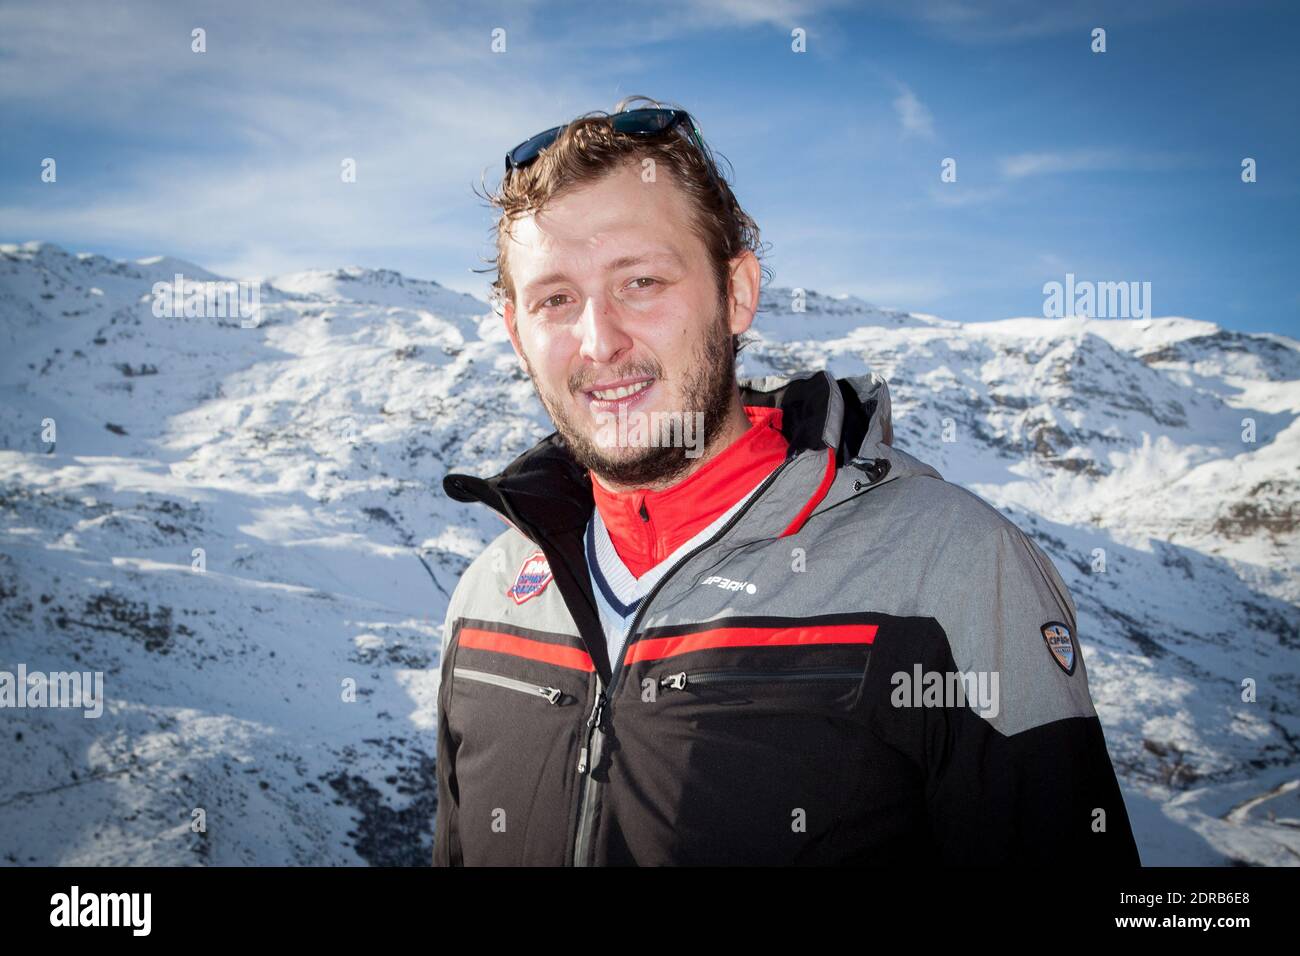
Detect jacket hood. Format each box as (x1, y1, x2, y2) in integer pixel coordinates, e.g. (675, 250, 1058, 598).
(443, 369, 942, 544)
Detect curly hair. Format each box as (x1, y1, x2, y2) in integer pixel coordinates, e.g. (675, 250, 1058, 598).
(473, 95, 771, 355)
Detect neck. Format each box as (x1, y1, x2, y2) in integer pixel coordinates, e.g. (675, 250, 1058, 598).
(587, 401, 789, 578)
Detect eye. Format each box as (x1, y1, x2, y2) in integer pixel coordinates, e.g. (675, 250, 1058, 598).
(539, 293, 572, 310)
(628, 277, 660, 290)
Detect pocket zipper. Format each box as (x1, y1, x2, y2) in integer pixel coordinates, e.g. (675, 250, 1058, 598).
(659, 668, 863, 691)
(454, 666, 567, 704)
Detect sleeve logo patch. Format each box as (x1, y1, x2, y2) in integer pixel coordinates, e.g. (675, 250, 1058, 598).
(1041, 621, 1076, 675)
(507, 551, 553, 605)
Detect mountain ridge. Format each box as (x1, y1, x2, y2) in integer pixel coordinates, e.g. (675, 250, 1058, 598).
(1, 241, 1296, 865)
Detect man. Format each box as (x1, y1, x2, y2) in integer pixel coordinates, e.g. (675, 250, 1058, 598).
(433, 97, 1140, 866)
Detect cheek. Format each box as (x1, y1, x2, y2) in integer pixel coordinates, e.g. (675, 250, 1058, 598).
(526, 326, 580, 385)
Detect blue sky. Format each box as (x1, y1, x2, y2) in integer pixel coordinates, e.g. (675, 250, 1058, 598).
(2, 0, 1296, 335)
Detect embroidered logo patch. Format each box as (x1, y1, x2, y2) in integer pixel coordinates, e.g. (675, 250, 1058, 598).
(1041, 621, 1076, 675)
(507, 551, 552, 605)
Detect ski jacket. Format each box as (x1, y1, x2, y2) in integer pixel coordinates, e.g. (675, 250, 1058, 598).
(433, 369, 1141, 866)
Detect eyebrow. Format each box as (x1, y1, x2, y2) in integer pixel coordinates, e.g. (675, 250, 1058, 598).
(520, 250, 686, 302)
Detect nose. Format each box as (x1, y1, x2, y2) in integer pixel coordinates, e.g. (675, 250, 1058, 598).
(576, 292, 633, 368)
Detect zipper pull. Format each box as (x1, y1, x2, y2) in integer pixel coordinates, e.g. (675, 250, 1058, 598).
(660, 671, 688, 691)
(576, 688, 607, 775)
(541, 686, 563, 705)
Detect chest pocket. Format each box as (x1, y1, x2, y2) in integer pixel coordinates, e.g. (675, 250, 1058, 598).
(453, 666, 572, 706)
(656, 665, 866, 698)
(444, 619, 593, 865)
(605, 617, 879, 865)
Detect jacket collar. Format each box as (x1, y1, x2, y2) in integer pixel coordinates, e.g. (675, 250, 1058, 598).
(442, 369, 942, 548)
(589, 405, 789, 579)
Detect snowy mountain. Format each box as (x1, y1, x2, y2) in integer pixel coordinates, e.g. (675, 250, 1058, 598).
(1, 240, 1296, 865)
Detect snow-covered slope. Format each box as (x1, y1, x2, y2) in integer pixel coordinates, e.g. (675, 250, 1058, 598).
(1, 240, 1296, 865)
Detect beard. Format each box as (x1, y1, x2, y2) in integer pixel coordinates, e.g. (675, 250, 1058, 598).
(522, 296, 738, 489)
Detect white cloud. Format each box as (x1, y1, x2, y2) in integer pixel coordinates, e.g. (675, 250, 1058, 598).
(999, 149, 1186, 179)
(860, 0, 1185, 44)
(892, 83, 935, 139)
(0, 0, 600, 283)
(660, 0, 859, 32)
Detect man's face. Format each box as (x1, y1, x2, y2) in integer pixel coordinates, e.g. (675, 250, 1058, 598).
(503, 160, 753, 488)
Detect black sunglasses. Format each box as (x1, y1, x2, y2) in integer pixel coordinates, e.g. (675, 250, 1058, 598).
(504, 107, 724, 195)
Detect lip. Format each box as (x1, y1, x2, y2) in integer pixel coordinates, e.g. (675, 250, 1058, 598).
(583, 377, 656, 414)
(583, 375, 655, 394)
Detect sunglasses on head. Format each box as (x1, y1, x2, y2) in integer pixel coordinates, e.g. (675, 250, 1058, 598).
(504, 107, 724, 195)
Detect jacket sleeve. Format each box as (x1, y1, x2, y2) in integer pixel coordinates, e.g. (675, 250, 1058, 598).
(432, 599, 462, 866)
(918, 522, 1141, 866)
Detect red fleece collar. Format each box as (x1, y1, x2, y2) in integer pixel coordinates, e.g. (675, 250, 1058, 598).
(590, 406, 790, 578)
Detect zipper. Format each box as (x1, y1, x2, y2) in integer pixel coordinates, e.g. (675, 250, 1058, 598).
(659, 668, 863, 690)
(453, 666, 567, 705)
(570, 456, 795, 867)
(571, 676, 606, 866)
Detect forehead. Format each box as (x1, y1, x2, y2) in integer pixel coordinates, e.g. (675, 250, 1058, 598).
(508, 162, 704, 280)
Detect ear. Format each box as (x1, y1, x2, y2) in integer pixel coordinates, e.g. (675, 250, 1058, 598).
(725, 250, 760, 336)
